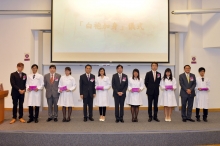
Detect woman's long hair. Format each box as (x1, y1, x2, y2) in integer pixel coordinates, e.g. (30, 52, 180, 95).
(98, 67, 106, 77)
(132, 69, 140, 80)
(163, 68, 173, 81)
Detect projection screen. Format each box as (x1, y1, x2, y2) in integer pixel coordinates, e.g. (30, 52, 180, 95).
(51, 0, 169, 63)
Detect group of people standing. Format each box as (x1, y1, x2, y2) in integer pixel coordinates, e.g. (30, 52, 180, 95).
(9, 62, 210, 124)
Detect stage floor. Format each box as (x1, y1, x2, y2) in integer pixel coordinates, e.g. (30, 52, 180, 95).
(1, 109, 220, 134)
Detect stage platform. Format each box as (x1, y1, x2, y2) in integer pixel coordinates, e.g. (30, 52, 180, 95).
(0, 110, 220, 146)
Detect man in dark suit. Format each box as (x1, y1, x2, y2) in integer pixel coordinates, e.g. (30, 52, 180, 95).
(80, 64, 96, 122)
(145, 62, 161, 122)
(9, 62, 27, 124)
(112, 65, 128, 123)
(179, 65, 196, 122)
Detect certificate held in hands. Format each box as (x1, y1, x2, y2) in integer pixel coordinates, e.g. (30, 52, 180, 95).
(132, 88, 139, 92)
(96, 86, 104, 90)
(165, 85, 173, 90)
(59, 86, 67, 91)
(29, 86, 37, 90)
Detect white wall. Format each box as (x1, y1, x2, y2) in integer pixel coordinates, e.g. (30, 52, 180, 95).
(0, 0, 220, 108)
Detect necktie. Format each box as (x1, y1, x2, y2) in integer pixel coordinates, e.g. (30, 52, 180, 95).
(19, 73, 22, 78)
(119, 74, 122, 83)
(33, 75, 35, 79)
(50, 74, 54, 84)
(153, 71, 156, 81)
(202, 78, 204, 82)
(87, 74, 90, 81)
(187, 74, 190, 83)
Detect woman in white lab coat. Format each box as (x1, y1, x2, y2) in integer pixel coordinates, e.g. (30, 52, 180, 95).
(26, 64, 44, 123)
(57, 67, 76, 122)
(160, 68, 177, 122)
(195, 67, 210, 122)
(127, 69, 144, 122)
(95, 67, 111, 121)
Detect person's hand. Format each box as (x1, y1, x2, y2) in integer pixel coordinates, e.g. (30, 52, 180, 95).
(119, 92, 123, 96)
(117, 92, 121, 96)
(80, 95, 83, 99)
(66, 89, 70, 92)
(35, 88, 38, 92)
(198, 88, 202, 91)
(59, 90, 62, 93)
(186, 89, 191, 94)
(93, 94, 96, 98)
(19, 89, 23, 94)
(138, 89, 141, 92)
(27, 88, 31, 92)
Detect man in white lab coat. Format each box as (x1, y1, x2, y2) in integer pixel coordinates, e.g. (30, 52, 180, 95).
(26, 64, 44, 123)
(195, 67, 210, 122)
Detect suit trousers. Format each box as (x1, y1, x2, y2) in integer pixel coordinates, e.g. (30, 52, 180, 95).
(181, 95, 194, 119)
(148, 93, 159, 118)
(114, 95, 125, 120)
(47, 96, 59, 118)
(12, 94, 24, 119)
(29, 106, 40, 119)
(83, 95, 93, 118)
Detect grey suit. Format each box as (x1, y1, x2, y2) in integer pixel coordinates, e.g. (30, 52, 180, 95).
(179, 73, 196, 119)
(44, 73, 61, 119)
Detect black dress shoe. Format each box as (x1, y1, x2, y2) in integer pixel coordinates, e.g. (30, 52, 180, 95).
(148, 118, 152, 122)
(66, 118, 71, 122)
(120, 119, 124, 123)
(35, 119, 38, 123)
(46, 118, 52, 122)
(196, 118, 201, 122)
(54, 118, 58, 122)
(187, 119, 195, 122)
(154, 118, 160, 122)
(203, 119, 208, 122)
(84, 118, 87, 122)
(182, 119, 187, 122)
(62, 118, 66, 122)
(135, 118, 138, 122)
(132, 119, 135, 122)
(89, 117, 94, 121)
(27, 119, 34, 123)
(115, 119, 119, 123)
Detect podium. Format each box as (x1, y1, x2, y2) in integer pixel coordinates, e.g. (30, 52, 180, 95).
(0, 90, 8, 124)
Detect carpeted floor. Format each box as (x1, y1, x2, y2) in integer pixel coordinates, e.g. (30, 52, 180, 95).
(1, 109, 220, 134)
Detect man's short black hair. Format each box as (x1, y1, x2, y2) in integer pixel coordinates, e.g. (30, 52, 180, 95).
(31, 64, 38, 69)
(116, 64, 123, 69)
(198, 67, 205, 72)
(85, 64, 92, 69)
(184, 65, 191, 69)
(151, 62, 158, 67)
(49, 65, 56, 69)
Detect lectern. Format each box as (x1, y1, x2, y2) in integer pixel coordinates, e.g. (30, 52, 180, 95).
(0, 90, 8, 124)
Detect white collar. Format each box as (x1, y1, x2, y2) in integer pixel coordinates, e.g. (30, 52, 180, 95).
(118, 73, 122, 76)
(86, 73, 90, 76)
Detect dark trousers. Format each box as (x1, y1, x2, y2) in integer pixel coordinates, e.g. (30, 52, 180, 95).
(12, 95, 24, 119)
(196, 108, 208, 119)
(181, 96, 194, 119)
(114, 96, 125, 120)
(99, 107, 106, 116)
(29, 106, 40, 120)
(148, 94, 159, 118)
(83, 95, 93, 118)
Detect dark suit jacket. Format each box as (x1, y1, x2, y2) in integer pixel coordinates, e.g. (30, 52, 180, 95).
(80, 73, 96, 98)
(10, 71, 27, 97)
(112, 73, 128, 97)
(144, 71, 161, 96)
(179, 73, 196, 97)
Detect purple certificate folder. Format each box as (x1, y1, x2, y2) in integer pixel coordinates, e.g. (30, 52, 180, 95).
(96, 86, 104, 90)
(29, 86, 37, 90)
(132, 88, 139, 92)
(201, 88, 208, 91)
(165, 85, 173, 90)
(59, 86, 67, 91)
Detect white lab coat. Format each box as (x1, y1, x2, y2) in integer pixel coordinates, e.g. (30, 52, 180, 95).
(26, 73, 44, 106)
(127, 77, 144, 106)
(95, 76, 111, 106)
(57, 75, 76, 107)
(159, 77, 177, 107)
(195, 76, 210, 109)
